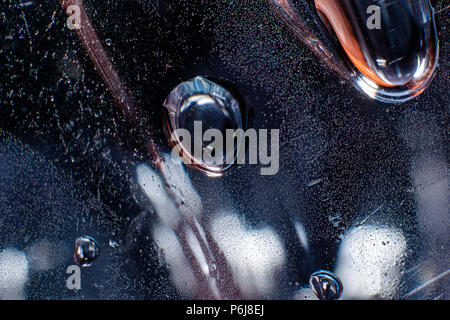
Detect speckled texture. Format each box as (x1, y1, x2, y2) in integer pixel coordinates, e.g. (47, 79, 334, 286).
(0, 0, 448, 299)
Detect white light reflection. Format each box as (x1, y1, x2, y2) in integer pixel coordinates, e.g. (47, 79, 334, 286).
(411, 155, 448, 243)
(399, 111, 448, 297)
(136, 163, 181, 228)
(293, 220, 309, 252)
(25, 239, 63, 272)
(0, 248, 29, 300)
(334, 225, 407, 299)
(153, 224, 197, 297)
(210, 214, 285, 298)
(161, 155, 203, 217)
(135, 153, 286, 298)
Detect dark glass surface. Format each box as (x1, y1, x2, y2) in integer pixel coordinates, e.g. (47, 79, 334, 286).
(0, 0, 448, 299)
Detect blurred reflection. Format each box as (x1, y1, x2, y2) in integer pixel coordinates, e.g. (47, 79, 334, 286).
(26, 239, 63, 272)
(406, 153, 449, 299)
(334, 225, 407, 299)
(400, 110, 449, 299)
(210, 214, 285, 298)
(293, 221, 310, 253)
(136, 154, 286, 299)
(0, 249, 29, 300)
(412, 155, 447, 248)
(135, 145, 449, 299)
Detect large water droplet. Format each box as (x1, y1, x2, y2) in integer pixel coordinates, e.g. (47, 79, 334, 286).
(163, 76, 243, 176)
(74, 236, 100, 267)
(315, 0, 439, 102)
(269, 0, 439, 103)
(309, 270, 343, 300)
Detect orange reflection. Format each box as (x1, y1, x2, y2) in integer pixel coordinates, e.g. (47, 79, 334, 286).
(315, 0, 396, 87)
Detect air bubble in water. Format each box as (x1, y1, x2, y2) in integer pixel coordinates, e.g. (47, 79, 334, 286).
(309, 270, 343, 300)
(74, 236, 100, 267)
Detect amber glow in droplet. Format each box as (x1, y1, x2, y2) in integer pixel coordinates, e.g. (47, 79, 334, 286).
(268, 0, 439, 102)
(314, 0, 439, 100)
(315, 0, 394, 87)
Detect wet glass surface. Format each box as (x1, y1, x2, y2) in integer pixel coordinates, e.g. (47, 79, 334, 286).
(0, 0, 448, 299)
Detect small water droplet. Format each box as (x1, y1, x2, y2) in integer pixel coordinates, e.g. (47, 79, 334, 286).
(108, 239, 120, 248)
(74, 236, 100, 267)
(105, 38, 112, 46)
(309, 270, 343, 300)
(209, 262, 217, 277)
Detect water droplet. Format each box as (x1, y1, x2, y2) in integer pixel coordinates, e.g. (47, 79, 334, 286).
(315, 0, 438, 102)
(108, 239, 120, 248)
(327, 212, 342, 227)
(309, 270, 343, 300)
(105, 38, 112, 46)
(209, 262, 217, 277)
(74, 236, 100, 267)
(270, 0, 438, 102)
(163, 76, 243, 176)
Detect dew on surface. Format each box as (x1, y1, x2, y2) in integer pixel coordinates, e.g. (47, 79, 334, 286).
(0, 0, 448, 300)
